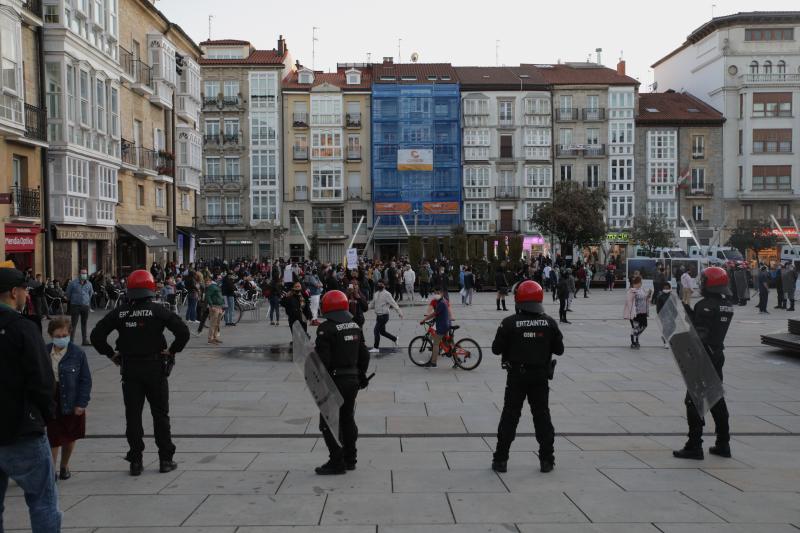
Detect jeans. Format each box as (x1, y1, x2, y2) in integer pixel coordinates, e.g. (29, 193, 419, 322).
(70, 304, 90, 343)
(122, 358, 175, 462)
(269, 295, 280, 322)
(0, 435, 62, 533)
(494, 369, 554, 463)
(185, 293, 198, 322)
(224, 295, 235, 324)
(373, 314, 396, 348)
(464, 288, 473, 305)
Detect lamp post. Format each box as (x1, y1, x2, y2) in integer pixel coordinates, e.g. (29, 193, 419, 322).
(413, 209, 419, 235)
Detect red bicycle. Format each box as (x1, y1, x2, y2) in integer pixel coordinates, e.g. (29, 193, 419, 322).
(407, 321, 482, 370)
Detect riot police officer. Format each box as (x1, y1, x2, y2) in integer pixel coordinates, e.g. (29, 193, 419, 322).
(90, 270, 189, 475)
(314, 290, 370, 475)
(491, 280, 564, 473)
(673, 266, 733, 460)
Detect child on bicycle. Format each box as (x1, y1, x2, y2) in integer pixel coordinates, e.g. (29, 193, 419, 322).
(419, 287, 451, 368)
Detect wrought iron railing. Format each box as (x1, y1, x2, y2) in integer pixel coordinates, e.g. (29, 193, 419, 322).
(11, 186, 40, 218)
(24, 103, 46, 141)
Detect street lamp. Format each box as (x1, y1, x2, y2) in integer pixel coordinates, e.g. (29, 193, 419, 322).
(413, 209, 419, 235)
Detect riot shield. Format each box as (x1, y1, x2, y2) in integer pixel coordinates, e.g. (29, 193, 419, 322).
(657, 293, 725, 417)
(291, 322, 344, 445)
(734, 270, 749, 301)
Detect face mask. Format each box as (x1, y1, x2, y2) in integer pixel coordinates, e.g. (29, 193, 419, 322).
(662, 289, 671, 294)
(52, 336, 70, 349)
(80, 274, 88, 281)
(433, 294, 442, 300)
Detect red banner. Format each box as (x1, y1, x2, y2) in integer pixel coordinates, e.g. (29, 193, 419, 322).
(5, 225, 41, 252)
(422, 201, 460, 215)
(374, 202, 411, 215)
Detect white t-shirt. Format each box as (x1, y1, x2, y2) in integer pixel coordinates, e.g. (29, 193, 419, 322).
(681, 272, 694, 290)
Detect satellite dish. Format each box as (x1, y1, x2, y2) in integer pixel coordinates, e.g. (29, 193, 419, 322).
(410, 52, 419, 63)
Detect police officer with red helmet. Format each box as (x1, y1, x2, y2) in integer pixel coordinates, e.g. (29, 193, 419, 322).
(673, 266, 734, 460)
(90, 270, 189, 476)
(313, 289, 370, 475)
(491, 280, 564, 473)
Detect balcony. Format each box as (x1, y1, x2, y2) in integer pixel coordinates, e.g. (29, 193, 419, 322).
(203, 134, 220, 145)
(203, 215, 242, 225)
(584, 144, 606, 157)
(122, 147, 167, 176)
(293, 146, 309, 160)
(223, 133, 240, 145)
(555, 108, 579, 121)
(498, 219, 522, 233)
(522, 187, 551, 199)
(582, 108, 606, 121)
(23, 0, 42, 17)
(312, 222, 346, 236)
(24, 103, 46, 142)
(347, 186, 363, 200)
(155, 151, 174, 177)
(495, 186, 520, 199)
(203, 96, 219, 108)
(557, 144, 579, 157)
(465, 220, 490, 233)
(584, 180, 606, 191)
(10, 186, 40, 218)
(346, 113, 362, 128)
(464, 147, 490, 161)
(222, 96, 239, 107)
(292, 113, 308, 128)
(524, 146, 551, 161)
(311, 189, 344, 202)
(121, 139, 136, 167)
(119, 47, 134, 81)
(464, 187, 491, 199)
(498, 117, 515, 128)
(692, 219, 711, 228)
(686, 183, 714, 197)
(346, 146, 362, 161)
(753, 143, 792, 154)
(130, 60, 154, 96)
(742, 73, 800, 84)
(203, 175, 241, 186)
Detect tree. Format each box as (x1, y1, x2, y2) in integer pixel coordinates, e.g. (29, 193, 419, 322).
(508, 235, 523, 267)
(529, 182, 607, 253)
(727, 220, 777, 264)
(630, 213, 674, 256)
(309, 234, 319, 261)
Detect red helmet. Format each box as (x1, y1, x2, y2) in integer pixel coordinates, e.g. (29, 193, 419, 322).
(515, 280, 544, 313)
(127, 269, 156, 299)
(321, 290, 349, 319)
(700, 266, 731, 296)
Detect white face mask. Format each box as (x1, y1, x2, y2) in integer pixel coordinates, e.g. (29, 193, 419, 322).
(662, 289, 671, 294)
(433, 294, 442, 300)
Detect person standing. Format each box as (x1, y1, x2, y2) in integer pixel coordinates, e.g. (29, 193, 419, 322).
(680, 268, 694, 305)
(313, 290, 370, 474)
(463, 267, 475, 306)
(495, 266, 509, 311)
(403, 266, 416, 302)
(565, 269, 576, 311)
(90, 270, 190, 476)
(491, 281, 564, 473)
(757, 265, 769, 313)
(0, 265, 61, 531)
(204, 277, 224, 344)
(775, 264, 785, 310)
(673, 266, 734, 460)
(66, 269, 94, 346)
(29, 273, 49, 319)
(46, 316, 92, 481)
(305, 269, 323, 325)
(419, 287, 451, 368)
(556, 272, 570, 324)
(652, 265, 667, 304)
(783, 263, 797, 312)
(418, 262, 431, 299)
(281, 281, 312, 335)
(221, 273, 237, 326)
(268, 277, 282, 326)
(369, 282, 403, 353)
(624, 276, 651, 349)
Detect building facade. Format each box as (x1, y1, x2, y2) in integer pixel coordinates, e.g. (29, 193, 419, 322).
(635, 92, 725, 249)
(281, 63, 372, 262)
(653, 11, 800, 244)
(0, 0, 48, 274)
(115, 0, 202, 274)
(198, 37, 291, 261)
(371, 59, 461, 258)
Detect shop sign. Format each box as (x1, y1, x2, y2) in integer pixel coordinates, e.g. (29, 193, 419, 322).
(0, 193, 11, 204)
(397, 149, 433, 171)
(5, 234, 36, 252)
(374, 202, 411, 215)
(422, 201, 459, 215)
(55, 226, 113, 240)
(606, 232, 630, 242)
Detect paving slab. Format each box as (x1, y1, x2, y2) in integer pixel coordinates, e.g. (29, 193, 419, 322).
(392, 469, 507, 493)
(682, 490, 800, 523)
(499, 467, 623, 493)
(92, 528, 236, 533)
(184, 494, 325, 527)
(383, 526, 524, 533)
(320, 493, 454, 525)
(277, 469, 391, 494)
(565, 490, 724, 523)
(449, 492, 587, 524)
(517, 525, 661, 533)
(401, 436, 491, 452)
(63, 494, 207, 527)
(161, 470, 286, 494)
(236, 527, 375, 533)
(600, 467, 739, 491)
(654, 525, 800, 533)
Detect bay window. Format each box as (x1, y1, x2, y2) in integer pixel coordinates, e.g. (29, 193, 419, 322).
(464, 202, 490, 233)
(0, 10, 23, 125)
(312, 164, 343, 200)
(311, 129, 342, 158)
(252, 190, 278, 221)
(251, 150, 277, 187)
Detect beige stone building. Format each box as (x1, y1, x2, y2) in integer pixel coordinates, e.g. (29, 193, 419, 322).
(0, 1, 48, 274)
(281, 63, 372, 261)
(115, 0, 202, 273)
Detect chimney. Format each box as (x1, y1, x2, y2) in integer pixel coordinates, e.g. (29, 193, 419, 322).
(617, 59, 626, 76)
(277, 35, 286, 55)
(595, 47, 603, 65)
(382, 56, 393, 65)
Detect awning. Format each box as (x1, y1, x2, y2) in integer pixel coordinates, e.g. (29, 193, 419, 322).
(117, 224, 176, 248)
(177, 226, 213, 238)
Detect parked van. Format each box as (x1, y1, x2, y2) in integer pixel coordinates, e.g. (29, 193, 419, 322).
(688, 246, 747, 268)
(633, 247, 689, 260)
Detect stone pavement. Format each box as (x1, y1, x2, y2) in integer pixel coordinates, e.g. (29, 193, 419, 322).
(5, 288, 800, 531)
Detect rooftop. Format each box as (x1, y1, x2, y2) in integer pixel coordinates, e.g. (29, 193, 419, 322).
(282, 66, 373, 90)
(523, 63, 639, 86)
(372, 60, 458, 83)
(199, 36, 288, 66)
(636, 91, 725, 125)
(454, 66, 548, 90)
(199, 39, 251, 46)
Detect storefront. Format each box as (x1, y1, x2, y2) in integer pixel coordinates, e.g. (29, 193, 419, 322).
(176, 227, 198, 267)
(4, 224, 42, 273)
(52, 225, 115, 281)
(117, 224, 176, 277)
(522, 235, 548, 259)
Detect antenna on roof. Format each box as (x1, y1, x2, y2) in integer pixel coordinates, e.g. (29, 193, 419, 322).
(496, 40, 500, 67)
(398, 38, 402, 64)
(711, 3, 716, 18)
(208, 15, 214, 41)
(367, 52, 371, 63)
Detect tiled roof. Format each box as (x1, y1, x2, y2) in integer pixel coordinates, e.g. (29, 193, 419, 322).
(282, 68, 373, 90)
(523, 63, 639, 86)
(372, 62, 458, 83)
(199, 49, 286, 66)
(637, 92, 724, 124)
(455, 66, 548, 90)
(200, 39, 250, 46)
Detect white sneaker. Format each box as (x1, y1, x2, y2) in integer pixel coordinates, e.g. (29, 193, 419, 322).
(369, 347, 380, 353)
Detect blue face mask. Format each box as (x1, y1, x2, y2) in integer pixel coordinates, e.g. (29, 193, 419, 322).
(52, 336, 70, 349)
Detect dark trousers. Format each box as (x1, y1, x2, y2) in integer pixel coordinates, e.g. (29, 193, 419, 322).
(69, 304, 90, 342)
(558, 297, 567, 321)
(420, 281, 430, 299)
(373, 313, 395, 348)
(776, 288, 786, 308)
(685, 352, 729, 449)
(494, 369, 554, 462)
(319, 376, 359, 465)
(121, 358, 175, 462)
(758, 289, 768, 312)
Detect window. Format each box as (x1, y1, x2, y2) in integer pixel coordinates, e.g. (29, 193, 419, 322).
(691, 168, 705, 191)
(753, 92, 792, 117)
(750, 61, 759, 75)
(223, 80, 239, 99)
(739, 94, 744, 119)
(95, 78, 106, 133)
(205, 196, 221, 222)
(79, 70, 90, 126)
(778, 60, 786, 74)
(204, 80, 219, 98)
(524, 97, 549, 115)
(311, 130, 342, 159)
(738, 129, 743, 155)
(250, 112, 276, 146)
(752, 165, 791, 190)
(525, 166, 552, 198)
(137, 184, 145, 207)
(763, 60, 773, 75)
(224, 157, 239, 177)
(586, 128, 600, 145)
(181, 192, 190, 211)
(648, 200, 677, 220)
(0, 10, 21, 103)
(251, 150, 278, 187)
(250, 72, 277, 109)
(559, 164, 572, 182)
(587, 165, 600, 187)
(779, 204, 790, 219)
(110, 86, 119, 137)
(610, 195, 634, 220)
(252, 190, 278, 221)
(312, 165, 343, 200)
(610, 122, 634, 144)
(609, 91, 634, 109)
(346, 70, 361, 85)
(224, 119, 239, 137)
(692, 135, 705, 159)
(67, 157, 89, 195)
(464, 128, 490, 146)
(289, 209, 305, 232)
(45, 62, 62, 140)
(347, 135, 361, 158)
(98, 165, 117, 201)
(64, 197, 86, 219)
(346, 101, 360, 125)
(224, 196, 239, 218)
(464, 202, 491, 232)
(205, 157, 220, 177)
(558, 95, 572, 111)
(743, 204, 752, 220)
(352, 209, 367, 229)
(739, 166, 743, 191)
(753, 129, 792, 153)
(523, 127, 549, 146)
(610, 158, 634, 181)
(691, 205, 703, 222)
(499, 100, 514, 125)
(745, 28, 794, 41)
(500, 134, 513, 158)
(559, 128, 573, 146)
(155, 187, 165, 208)
(464, 166, 490, 188)
(311, 96, 342, 125)
(464, 99, 489, 115)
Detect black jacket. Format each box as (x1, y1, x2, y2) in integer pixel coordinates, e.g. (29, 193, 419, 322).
(221, 275, 237, 297)
(281, 293, 312, 323)
(492, 310, 564, 374)
(0, 306, 55, 445)
(315, 317, 370, 376)
(684, 294, 734, 354)
(90, 299, 190, 359)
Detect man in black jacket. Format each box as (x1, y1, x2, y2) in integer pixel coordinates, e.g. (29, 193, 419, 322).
(0, 265, 60, 531)
(281, 281, 313, 335)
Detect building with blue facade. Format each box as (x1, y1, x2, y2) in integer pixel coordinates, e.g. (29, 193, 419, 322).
(371, 60, 461, 257)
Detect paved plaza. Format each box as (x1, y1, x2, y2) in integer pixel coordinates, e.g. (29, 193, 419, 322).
(5, 288, 800, 532)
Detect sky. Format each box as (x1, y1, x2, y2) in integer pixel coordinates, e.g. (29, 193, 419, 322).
(157, 0, 799, 89)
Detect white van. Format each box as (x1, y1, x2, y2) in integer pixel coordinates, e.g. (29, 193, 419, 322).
(688, 246, 747, 268)
(633, 247, 689, 260)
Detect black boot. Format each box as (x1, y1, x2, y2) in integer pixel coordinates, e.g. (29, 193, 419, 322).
(539, 458, 554, 473)
(502, 301, 507, 311)
(672, 446, 704, 460)
(491, 460, 507, 473)
(315, 460, 346, 475)
(129, 460, 144, 476)
(496, 301, 501, 311)
(709, 444, 731, 458)
(159, 460, 178, 473)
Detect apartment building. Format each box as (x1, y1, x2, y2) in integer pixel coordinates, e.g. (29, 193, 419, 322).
(0, 1, 48, 274)
(115, 0, 202, 274)
(198, 37, 291, 260)
(635, 92, 725, 249)
(454, 66, 551, 249)
(653, 11, 800, 240)
(371, 59, 461, 258)
(281, 63, 371, 261)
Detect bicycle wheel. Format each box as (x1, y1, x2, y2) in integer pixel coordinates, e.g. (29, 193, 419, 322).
(453, 338, 482, 370)
(407, 335, 433, 366)
(234, 303, 243, 324)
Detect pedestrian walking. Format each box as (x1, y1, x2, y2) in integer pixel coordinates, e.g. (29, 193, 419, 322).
(90, 270, 190, 476)
(783, 263, 797, 311)
(305, 269, 323, 325)
(495, 266, 509, 311)
(463, 267, 475, 305)
(0, 265, 61, 531)
(403, 266, 416, 302)
(680, 268, 694, 305)
(66, 269, 94, 346)
(369, 282, 403, 353)
(491, 281, 564, 473)
(281, 281, 313, 335)
(268, 277, 282, 325)
(624, 275, 651, 349)
(557, 272, 570, 324)
(775, 264, 786, 310)
(565, 269, 576, 311)
(184, 271, 200, 323)
(46, 316, 92, 481)
(221, 273, 237, 326)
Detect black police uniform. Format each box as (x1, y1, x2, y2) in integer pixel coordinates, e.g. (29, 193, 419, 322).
(682, 294, 733, 451)
(314, 311, 370, 470)
(492, 309, 564, 469)
(91, 298, 189, 466)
